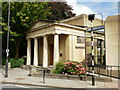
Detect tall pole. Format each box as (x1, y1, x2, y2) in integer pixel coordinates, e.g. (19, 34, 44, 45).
(88, 13, 104, 86)
(88, 14, 95, 86)
(85, 30, 87, 81)
(5, 0, 10, 78)
(91, 22, 95, 86)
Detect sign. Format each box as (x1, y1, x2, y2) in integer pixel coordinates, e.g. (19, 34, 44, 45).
(77, 36, 85, 43)
(75, 46, 85, 49)
(6, 49, 9, 53)
(86, 42, 97, 46)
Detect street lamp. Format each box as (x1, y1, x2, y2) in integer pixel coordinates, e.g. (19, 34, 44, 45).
(88, 13, 104, 86)
(88, 14, 95, 86)
(5, 0, 10, 78)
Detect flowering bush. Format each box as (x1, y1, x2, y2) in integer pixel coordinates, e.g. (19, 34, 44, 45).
(52, 61, 86, 77)
(62, 61, 85, 76)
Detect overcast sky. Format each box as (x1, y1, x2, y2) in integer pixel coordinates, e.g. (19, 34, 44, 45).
(65, 0, 119, 20)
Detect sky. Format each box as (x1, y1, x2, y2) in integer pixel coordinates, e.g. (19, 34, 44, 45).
(65, 0, 119, 20)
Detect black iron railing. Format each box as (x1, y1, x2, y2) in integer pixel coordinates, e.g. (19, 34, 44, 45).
(87, 65, 120, 79)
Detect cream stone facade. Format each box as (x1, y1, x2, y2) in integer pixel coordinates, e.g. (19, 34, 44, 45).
(27, 14, 118, 68)
(105, 15, 120, 68)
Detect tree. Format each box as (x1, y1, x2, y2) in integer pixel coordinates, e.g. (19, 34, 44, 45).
(1, 2, 75, 59)
(47, 2, 75, 21)
(2, 2, 51, 58)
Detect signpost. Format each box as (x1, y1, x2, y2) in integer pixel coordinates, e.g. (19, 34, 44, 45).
(88, 14, 95, 86)
(87, 13, 104, 86)
(5, 0, 10, 78)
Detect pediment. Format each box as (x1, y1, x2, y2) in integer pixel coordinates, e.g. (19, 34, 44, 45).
(31, 21, 50, 29)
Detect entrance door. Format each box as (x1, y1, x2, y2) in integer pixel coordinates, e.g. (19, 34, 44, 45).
(49, 44, 53, 65)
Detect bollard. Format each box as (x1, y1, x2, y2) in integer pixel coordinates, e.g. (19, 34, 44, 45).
(43, 70, 45, 83)
(92, 65, 95, 86)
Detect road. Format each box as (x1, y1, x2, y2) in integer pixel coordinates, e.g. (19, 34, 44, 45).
(0, 84, 74, 90)
(1, 84, 49, 90)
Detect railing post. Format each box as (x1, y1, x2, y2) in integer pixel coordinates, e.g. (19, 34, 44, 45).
(110, 66, 112, 79)
(118, 66, 120, 79)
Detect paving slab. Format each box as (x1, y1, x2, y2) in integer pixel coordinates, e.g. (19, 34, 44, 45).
(0, 68, 119, 89)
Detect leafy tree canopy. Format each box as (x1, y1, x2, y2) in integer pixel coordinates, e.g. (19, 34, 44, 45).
(1, 2, 75, 58)
(47, 2, 75, 21)
(2, 2, 51, 58)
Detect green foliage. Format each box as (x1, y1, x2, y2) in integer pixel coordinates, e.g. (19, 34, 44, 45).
(63, 61, 85, 76)
(9, 58, 24, 68)
(1, 2, 51, 58)
(47, 2, 75, 20)
(2, 58, 6, 65)
(52, 61, 64, 74)
(1, 2, 75, 59)
(52, 61, 85, 76)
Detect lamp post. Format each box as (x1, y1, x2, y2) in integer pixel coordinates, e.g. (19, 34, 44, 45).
(88, 14, 95, 86)
(5, 0, 10, 78)
(88, 13, 104, 86)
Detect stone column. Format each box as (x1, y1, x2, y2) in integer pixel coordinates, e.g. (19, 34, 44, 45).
(33, 38, 38, 66)
(27, 39, 31, 65)
(53, 34, 59, 65)
(68, 35, 72, 60)
(43, 36, 48, 67)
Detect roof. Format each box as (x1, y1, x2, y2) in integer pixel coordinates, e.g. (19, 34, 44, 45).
(105, 15, 120, 21)
(30, 19, 56, 29)
(59, 14, 103, 24)
(28, 14, 105, 35)
(28, 22, 87, 33)
(58, 14, 85, 23)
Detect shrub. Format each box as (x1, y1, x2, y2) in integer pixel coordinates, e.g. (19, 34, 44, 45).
(52, 61, 64, 74)
(52, 61, 85, 77)
(10, 58, 24, 68)
(63, 61, 85, 76)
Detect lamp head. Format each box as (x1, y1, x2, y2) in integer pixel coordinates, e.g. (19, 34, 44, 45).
(88, 14, 95, 22)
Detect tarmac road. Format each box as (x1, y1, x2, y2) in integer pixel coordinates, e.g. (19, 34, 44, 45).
(1, 84, 49, 90)
(1, 84, 79, 90)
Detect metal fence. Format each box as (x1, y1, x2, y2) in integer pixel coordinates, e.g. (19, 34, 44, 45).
(87, 65, 120, 79)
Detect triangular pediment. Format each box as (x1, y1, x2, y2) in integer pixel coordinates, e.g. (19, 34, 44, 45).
(30, 20, 55, 30)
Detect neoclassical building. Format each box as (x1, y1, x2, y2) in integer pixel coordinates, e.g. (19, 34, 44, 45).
(105, 15, 120, 67)
(26, 14, 109, 68)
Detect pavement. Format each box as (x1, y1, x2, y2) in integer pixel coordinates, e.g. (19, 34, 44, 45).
(0, 68, 119, 89)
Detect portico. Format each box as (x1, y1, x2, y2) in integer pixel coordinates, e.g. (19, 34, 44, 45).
(26, 35, 60, 67)
(26, 22, 86, 68)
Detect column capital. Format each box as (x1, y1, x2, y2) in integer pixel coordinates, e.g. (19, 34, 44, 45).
(43, 35, 49, 38)
(27, 38, 32, 40)
(35, 36, 42, 39)
(34, 37, 38, 39)
(54, 33, 60, 35)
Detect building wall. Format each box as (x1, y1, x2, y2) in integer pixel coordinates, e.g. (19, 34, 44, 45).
(64, 16, 84, 26)
(105, 15, 119, 67)
(68, 35, 85, 62)
(59, 35, 67, 61)
(83, 14, 103, 27)
(27, 14, 107, 67)
(61, 14, 103, 27)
